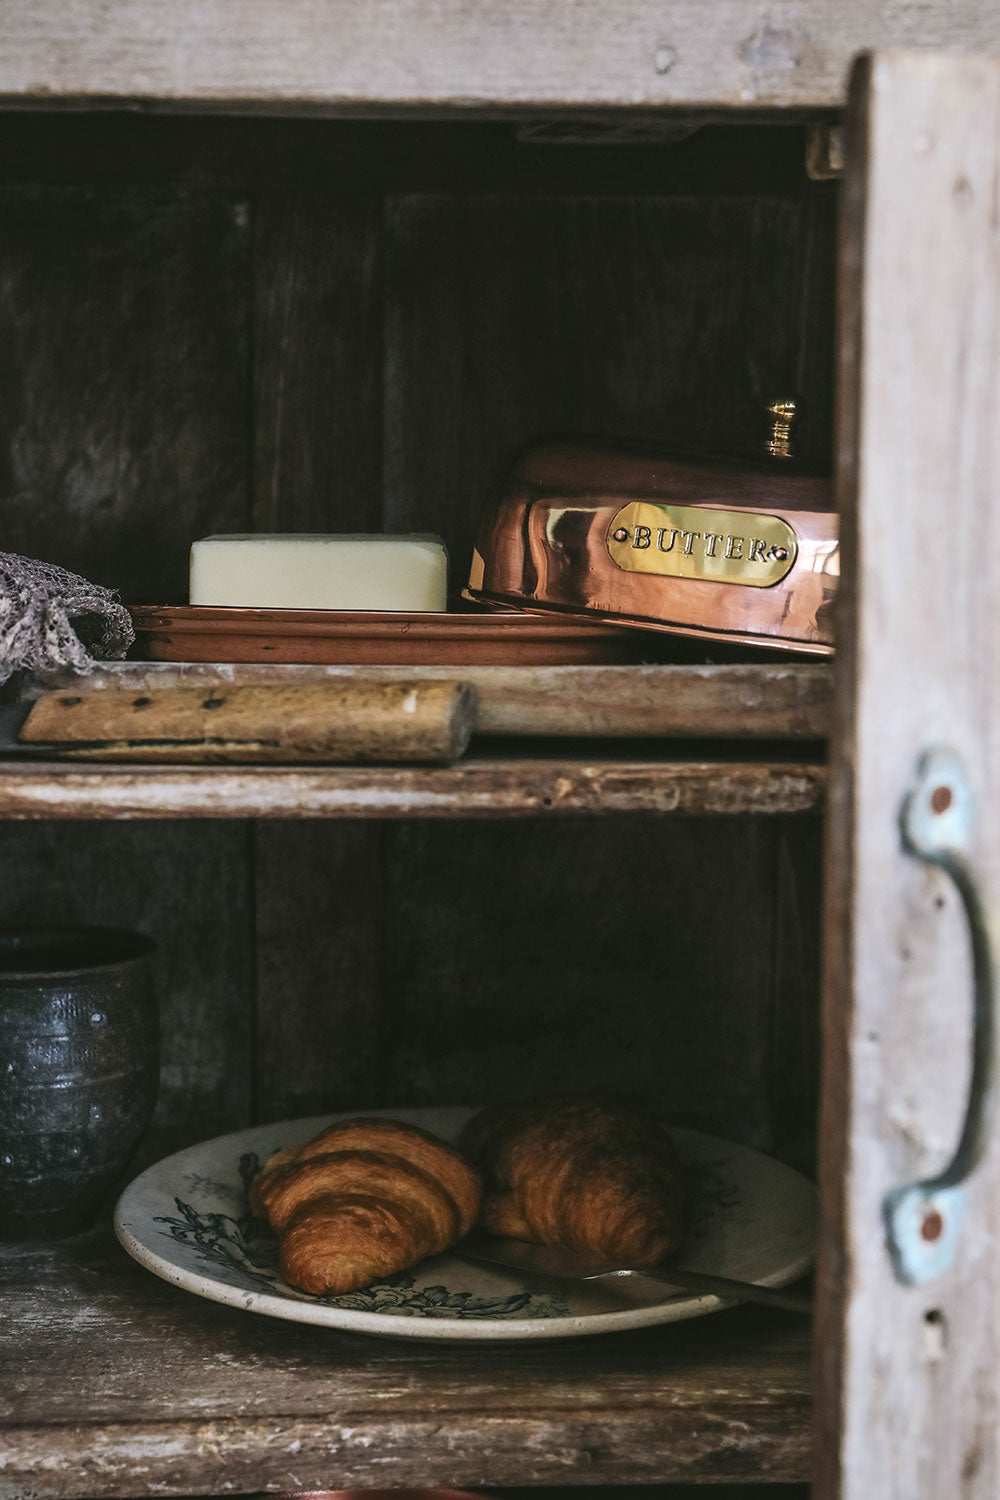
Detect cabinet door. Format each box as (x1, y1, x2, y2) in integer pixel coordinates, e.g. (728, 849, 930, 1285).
(817, 49, 1000, 1499)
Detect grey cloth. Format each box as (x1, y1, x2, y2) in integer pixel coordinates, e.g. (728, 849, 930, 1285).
(0, 552, 134, 685)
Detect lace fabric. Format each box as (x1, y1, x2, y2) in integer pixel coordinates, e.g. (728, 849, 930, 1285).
(0, 552, 134, 685)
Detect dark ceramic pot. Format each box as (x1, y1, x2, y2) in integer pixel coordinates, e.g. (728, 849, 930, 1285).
(0, 927, 159, 1239)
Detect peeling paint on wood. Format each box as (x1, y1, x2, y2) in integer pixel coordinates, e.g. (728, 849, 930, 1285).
(0, 1233, 812, 1496)
(816, 50, 1000, 1500)
(0, 757, 826, 819)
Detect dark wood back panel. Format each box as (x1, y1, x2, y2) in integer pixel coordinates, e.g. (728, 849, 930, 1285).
(0, 185, 250, 601)
(384, 188, 833, 569)
(0, 118, 831, 1172)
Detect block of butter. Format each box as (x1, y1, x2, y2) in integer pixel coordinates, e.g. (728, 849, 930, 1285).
(189, 534, 448, 612)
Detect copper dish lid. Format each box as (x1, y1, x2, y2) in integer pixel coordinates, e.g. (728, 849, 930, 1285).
(465, 432, 838, 656)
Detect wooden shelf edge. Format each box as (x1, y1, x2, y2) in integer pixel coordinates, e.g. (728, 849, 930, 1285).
(1, 1232, 813, 1496)
(0, 1404, 812, 1495)
(0, 3, 997, 114)
(0, 756, 827, 819)
(46, 660, 834, 742)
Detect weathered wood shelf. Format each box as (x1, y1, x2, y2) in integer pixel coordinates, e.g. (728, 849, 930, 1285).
(1, 662, 829, 817)
(0, 1228, 812, 1498)
(0, 752, 825, 819)
(55, 660, 833, 742)
(0, 0, 996, 114)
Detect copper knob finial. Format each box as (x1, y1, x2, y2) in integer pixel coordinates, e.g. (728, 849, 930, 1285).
(765, 398, 799, 461)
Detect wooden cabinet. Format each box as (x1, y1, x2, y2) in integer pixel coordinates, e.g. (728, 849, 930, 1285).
(816, 51, 1000, 1500)
(0, 12, 997, 1500)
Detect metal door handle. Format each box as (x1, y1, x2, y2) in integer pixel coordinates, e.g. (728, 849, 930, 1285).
(883, 749, 997, 1285)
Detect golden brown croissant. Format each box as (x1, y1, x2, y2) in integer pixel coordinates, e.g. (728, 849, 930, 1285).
(459, 1100, 685, 1265)
(250, 1117, 481, 1296)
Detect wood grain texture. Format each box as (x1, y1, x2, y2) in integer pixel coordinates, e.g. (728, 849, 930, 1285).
(382, 192, 833, 566)
(249, 182, 389, 1127)
(0, 1414, 810, 1498)
(0, 175, 259, 1165)
(769, 816, 823, 1177)
(381, 818, 782, 1151)
(0, 1229, 812, 1496)
(0, 1, 999, 112)
(0, 120, 831, 1500)
(252, 191, 382, 533)
(252, 823, 385, 1121)
(0, 756, 826, 819)
(18, 680, 477, 763)
(0, 185, 249, 602)
(30, 660, 834, 739)
(815, 51, 1000, 1500)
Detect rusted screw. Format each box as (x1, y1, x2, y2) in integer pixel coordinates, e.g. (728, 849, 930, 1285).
(921, 1208, 945, 1242)
(931, 785, 953, 814)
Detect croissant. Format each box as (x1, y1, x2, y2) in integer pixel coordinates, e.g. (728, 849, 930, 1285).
(460, 1100, 685, 1265)
(250, 1116, 481, 1296)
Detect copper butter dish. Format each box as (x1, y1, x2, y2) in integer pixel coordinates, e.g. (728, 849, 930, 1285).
(465, 437, 838, 655)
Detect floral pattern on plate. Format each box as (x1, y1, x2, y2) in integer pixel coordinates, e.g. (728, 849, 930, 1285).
(115, 1106, 817, 1342)
(155, 1150, 571, 1319)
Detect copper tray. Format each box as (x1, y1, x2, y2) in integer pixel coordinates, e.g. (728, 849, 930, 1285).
(128, 605, 645, 667)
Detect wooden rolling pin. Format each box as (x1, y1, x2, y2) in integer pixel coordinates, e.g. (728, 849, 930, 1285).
(11, 681, 477, 764)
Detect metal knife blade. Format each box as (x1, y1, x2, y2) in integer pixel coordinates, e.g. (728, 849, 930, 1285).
(452, 1232, 812, 1315)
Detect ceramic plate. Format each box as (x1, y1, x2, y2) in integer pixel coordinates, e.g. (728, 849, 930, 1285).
(128, 606, 646, 667)
(114, 1107, 817, 1342)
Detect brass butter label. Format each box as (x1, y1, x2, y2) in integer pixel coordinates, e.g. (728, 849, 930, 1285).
(606, 502, 797, 588)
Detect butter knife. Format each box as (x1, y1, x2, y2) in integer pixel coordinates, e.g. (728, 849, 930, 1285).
(452, 1232, 812, 1315)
